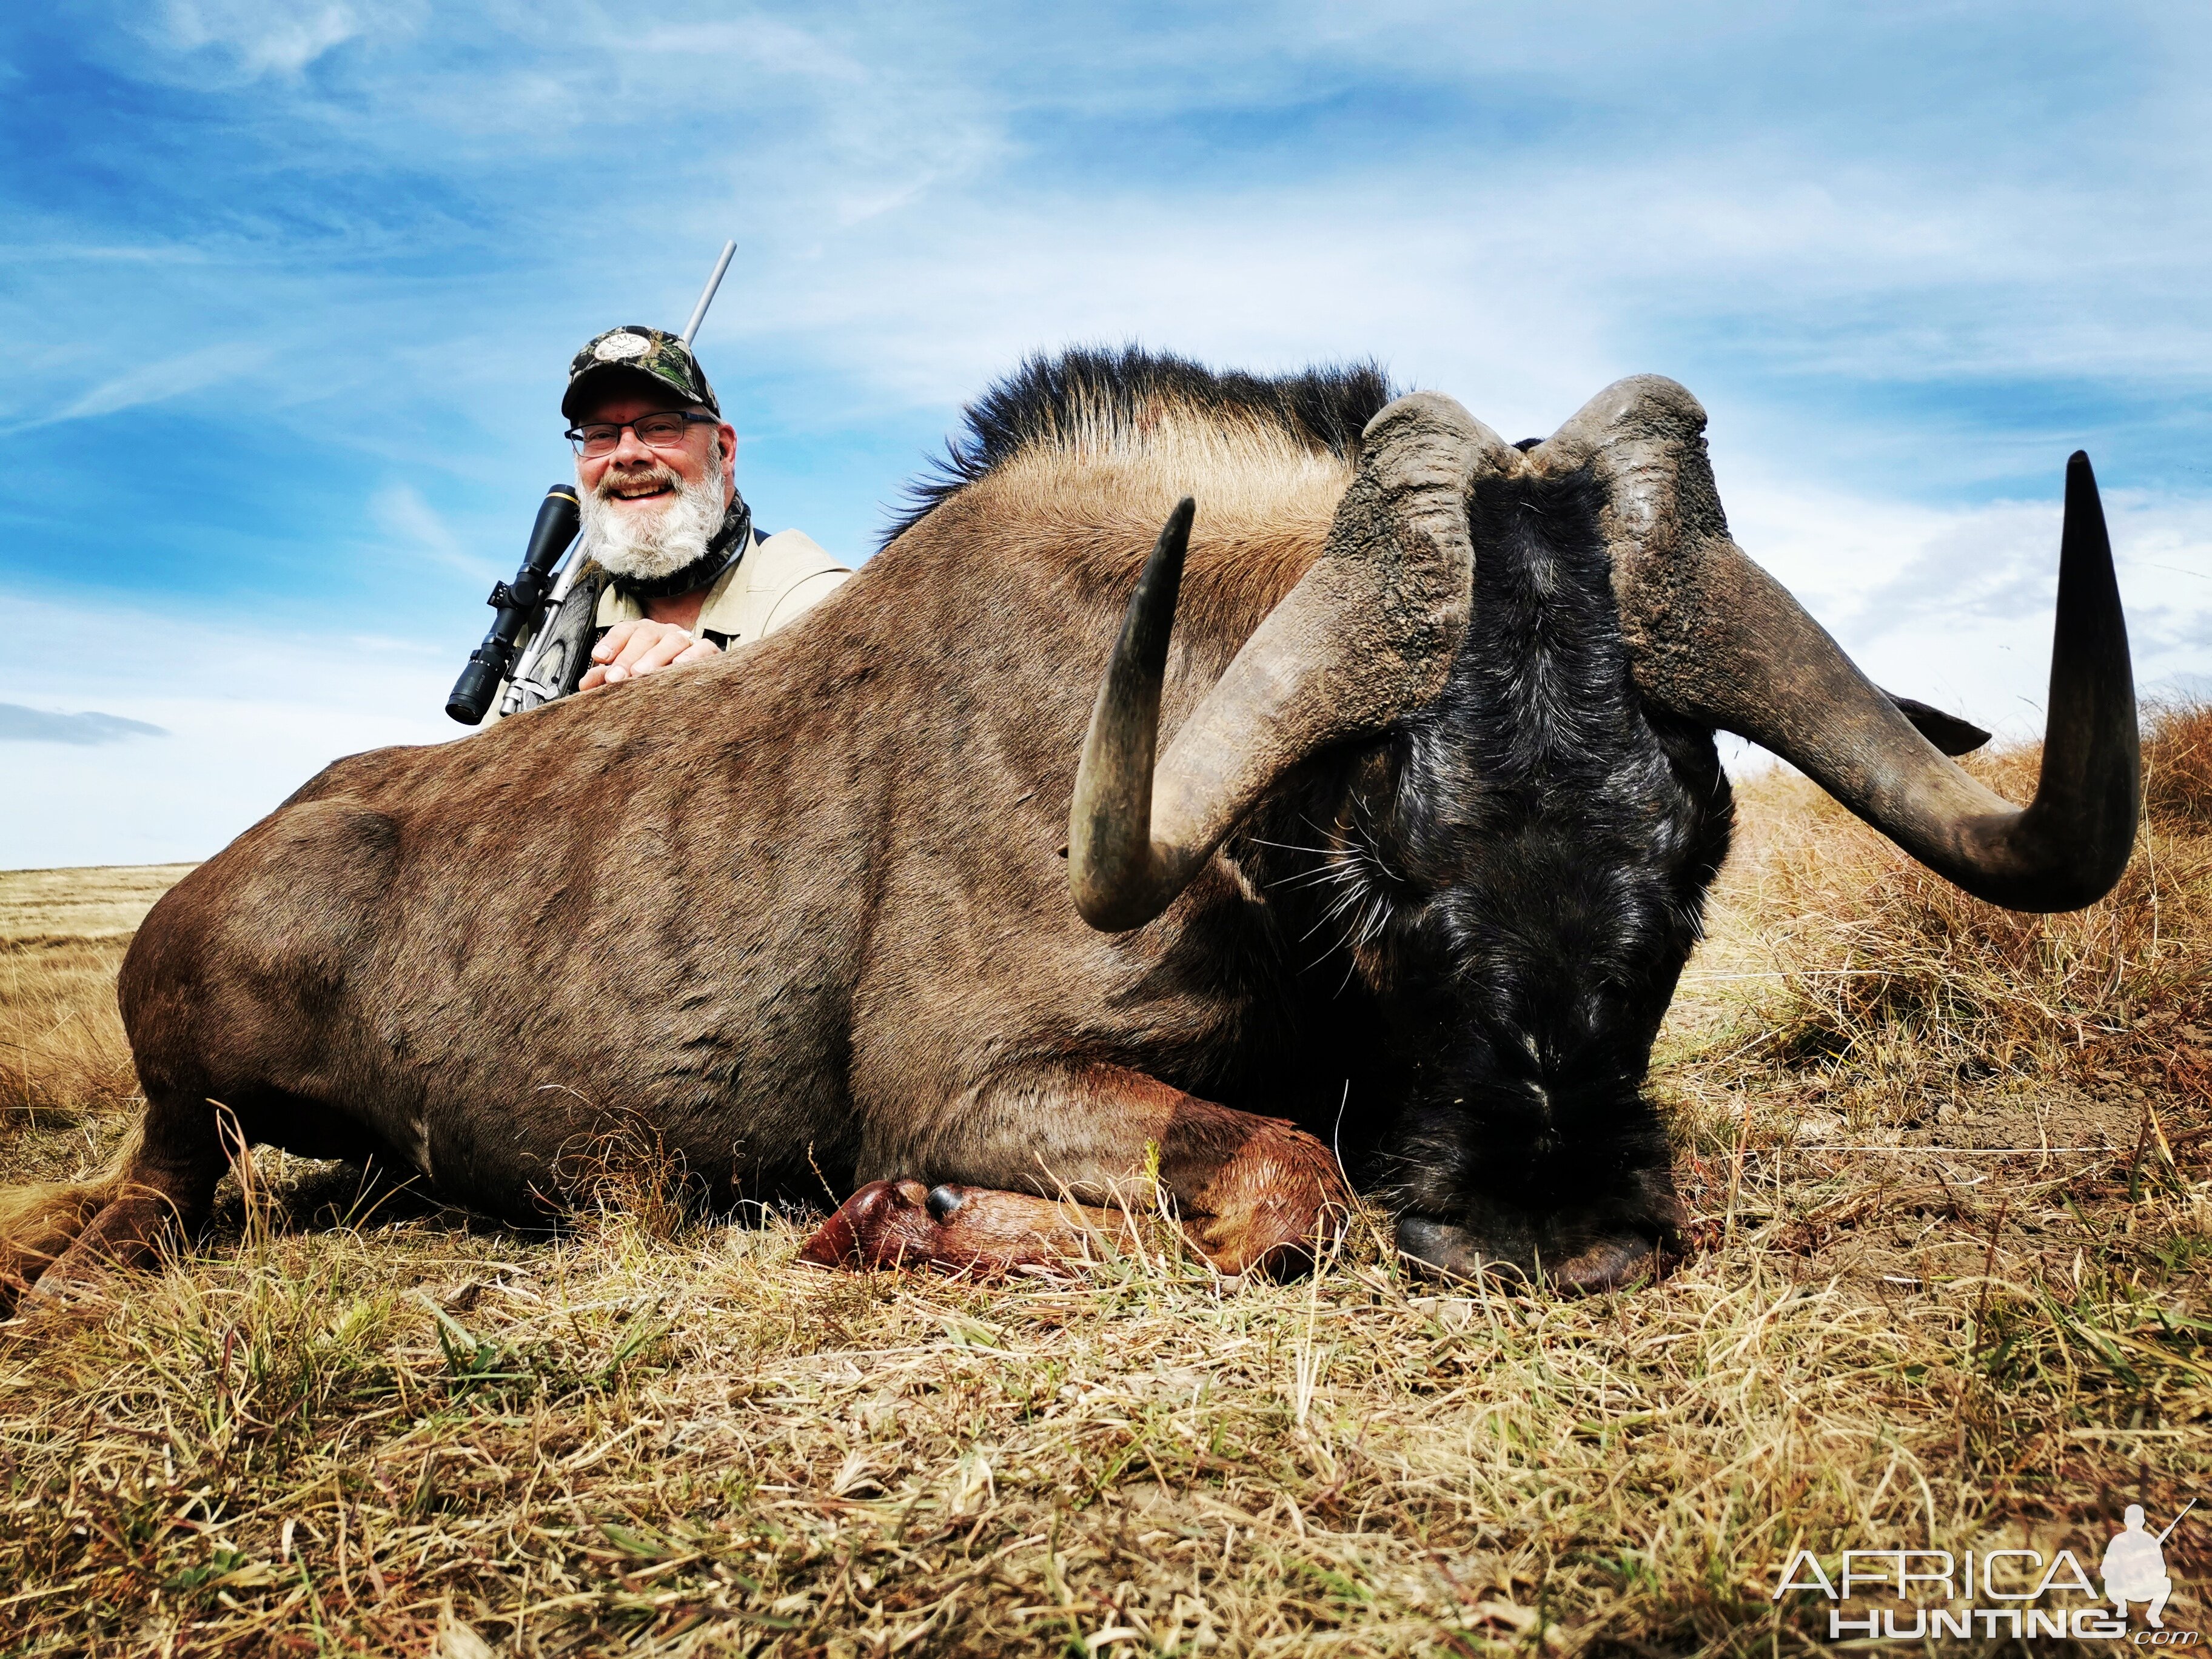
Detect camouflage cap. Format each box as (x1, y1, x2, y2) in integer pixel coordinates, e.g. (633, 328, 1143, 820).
(563, 326, 720, 420)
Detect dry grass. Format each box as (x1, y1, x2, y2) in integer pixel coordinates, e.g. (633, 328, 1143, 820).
(1702, 703, 2212, 1103)
(1, 866, 195, 1156)
(1, 720, 2208, 1657)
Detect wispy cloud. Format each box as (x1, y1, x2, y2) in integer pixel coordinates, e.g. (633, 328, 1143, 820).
(370, 481, 493, 580)
(138, 0, 424, 82)
(0, 704, 169, 745)
(14, 340, 272, 429)
(1, 2, 2207, 859)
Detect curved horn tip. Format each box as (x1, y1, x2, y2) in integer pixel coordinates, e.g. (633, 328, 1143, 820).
(2057, 452, 2117, 589)
(1067, 496, 1204, 937)
(1142, 497, 1195, 592)
(2063, 452, 2114, 538)
(1119, 497, 1196, 657)
(1979, 441, 2137, 913)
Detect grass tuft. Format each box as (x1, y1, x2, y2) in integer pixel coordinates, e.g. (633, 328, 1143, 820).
(1696, 700, 2212, 1106)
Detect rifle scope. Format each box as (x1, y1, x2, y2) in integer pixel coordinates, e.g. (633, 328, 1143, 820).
(446, 484, 582, 725)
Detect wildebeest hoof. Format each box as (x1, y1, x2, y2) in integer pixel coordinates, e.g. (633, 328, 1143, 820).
(796, 1179, 931, 1268)
(1395, 1214, 1667, 1295)
(1548, 1235, 1668, 1293)
(797, 1179, 1119, 1275)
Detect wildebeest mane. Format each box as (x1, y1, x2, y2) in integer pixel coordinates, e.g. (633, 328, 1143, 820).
(883, 345, 1398, 548)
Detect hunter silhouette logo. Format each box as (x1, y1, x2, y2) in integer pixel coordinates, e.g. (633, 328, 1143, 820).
(1774, 1498, 2197, 1642)
(2106, 1501, 2193, 1631)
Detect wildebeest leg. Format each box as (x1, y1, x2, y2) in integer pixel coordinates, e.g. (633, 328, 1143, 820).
(3, 1087, 226, 1318)
(799, 1065, 1350, 1277)
(796, 1180, 1131, 1276)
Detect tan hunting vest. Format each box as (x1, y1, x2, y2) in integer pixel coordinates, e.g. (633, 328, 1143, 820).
(591, 528, 851, 648)
(488, 529, 851, 723)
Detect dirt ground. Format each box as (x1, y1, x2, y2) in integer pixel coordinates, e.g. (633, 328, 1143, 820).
(1, 713, 2207, 1657)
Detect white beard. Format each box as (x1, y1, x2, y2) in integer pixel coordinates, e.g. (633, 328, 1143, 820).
(578, 448, 726, 584)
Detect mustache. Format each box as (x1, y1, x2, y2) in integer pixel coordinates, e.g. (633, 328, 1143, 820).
(590, 460, 685, 501)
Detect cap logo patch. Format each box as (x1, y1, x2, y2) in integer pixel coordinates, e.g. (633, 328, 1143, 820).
(594, 332, 651, 362)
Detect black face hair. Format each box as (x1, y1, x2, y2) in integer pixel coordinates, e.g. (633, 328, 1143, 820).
(1243, 463, 1733, 1277)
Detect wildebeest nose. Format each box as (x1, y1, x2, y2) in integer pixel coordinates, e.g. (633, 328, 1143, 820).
(1396, 1215, 1481, 1281)
(925, 1185, 965, 1222)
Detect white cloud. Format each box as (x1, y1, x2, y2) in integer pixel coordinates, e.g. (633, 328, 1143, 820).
(0, 589, 459, 868)
(10, 2, 2211, 860)
(30, 5, 2212, 466)
(370, 481, 497, 580)
(15, 341, 272, 429)
(144, 0, 421, 81)
(1721, 474, 2212, 739)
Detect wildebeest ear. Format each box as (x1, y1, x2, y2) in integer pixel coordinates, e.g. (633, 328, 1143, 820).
(1881, 691, 1990, 756)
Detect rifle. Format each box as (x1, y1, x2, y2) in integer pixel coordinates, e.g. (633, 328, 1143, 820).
(444, 239, 740, 726)
(2156, 1498, 2197, 1545)
(446, 484, 582, 724)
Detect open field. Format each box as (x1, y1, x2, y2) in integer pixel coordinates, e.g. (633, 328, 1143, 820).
(2, 711, 2208, 1657)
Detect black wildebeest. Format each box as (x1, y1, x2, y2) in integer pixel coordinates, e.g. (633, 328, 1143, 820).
(0, 350, 2137, 1309)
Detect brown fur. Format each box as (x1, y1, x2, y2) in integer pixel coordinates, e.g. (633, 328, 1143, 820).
(0, 1155, 129, 1299)
(0, 1127, 188, 1315)
(0, 397, 1359, 1309)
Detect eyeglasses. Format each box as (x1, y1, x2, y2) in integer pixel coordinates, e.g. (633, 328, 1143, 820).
(565, 411, 716, 457)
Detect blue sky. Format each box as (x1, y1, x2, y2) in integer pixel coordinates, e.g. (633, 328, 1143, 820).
(2, 1, 2208, 866)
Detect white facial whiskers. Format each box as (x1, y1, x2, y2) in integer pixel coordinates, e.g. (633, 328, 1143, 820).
(579, 443, 726, 583)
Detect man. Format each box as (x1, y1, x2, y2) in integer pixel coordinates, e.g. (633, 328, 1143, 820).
(502, 325, 850, 712)
(2102, 1505, 2174, 1628)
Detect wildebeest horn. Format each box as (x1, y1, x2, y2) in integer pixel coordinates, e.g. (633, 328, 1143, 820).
(1070, 391, 1506, 931)
(1545, 375, 2139, 913)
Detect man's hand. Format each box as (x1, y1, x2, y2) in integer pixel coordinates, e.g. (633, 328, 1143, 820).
(580, 620, 720, 689)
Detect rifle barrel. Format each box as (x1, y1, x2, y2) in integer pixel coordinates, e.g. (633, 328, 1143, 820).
(2155, 1496, 2197, 1544)
(680, 240, 738, 345)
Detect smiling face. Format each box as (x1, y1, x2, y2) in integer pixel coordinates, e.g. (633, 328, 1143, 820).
(573, 380, 740, 584)
(575, 383, 737, 516)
